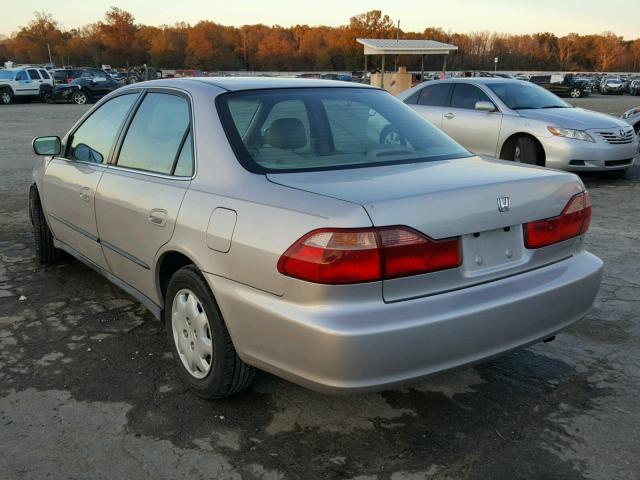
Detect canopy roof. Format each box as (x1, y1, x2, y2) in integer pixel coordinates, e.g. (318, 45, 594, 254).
(357, 39, 458, 55)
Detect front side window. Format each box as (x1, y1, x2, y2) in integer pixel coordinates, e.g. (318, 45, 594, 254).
(68, 93, 138, 163)
(450, 84, 493, 110)
(116, 92, 191, 175)
(218, 87, 469, 173)
(418, 84, 451, 107)
(16, 71, 28, 81)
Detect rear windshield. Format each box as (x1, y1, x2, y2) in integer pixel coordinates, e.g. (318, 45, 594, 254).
(216, 87, 470, 173)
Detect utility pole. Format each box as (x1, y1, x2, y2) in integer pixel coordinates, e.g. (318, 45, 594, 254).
(47, 43, 53, 66)
(494, 56, 498, 74)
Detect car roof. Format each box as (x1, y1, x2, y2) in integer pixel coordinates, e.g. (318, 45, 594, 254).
(124, 76, 375, 92)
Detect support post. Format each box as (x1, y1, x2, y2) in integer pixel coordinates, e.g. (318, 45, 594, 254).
(420, 54, 424, 83)
(381, 55, 385, 89)
(364, 55, 368, 78)
(442, 55, 447, 77)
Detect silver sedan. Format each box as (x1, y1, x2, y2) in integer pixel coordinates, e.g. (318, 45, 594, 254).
(398, 78, 639, 173)
(30, 78, 602, 398)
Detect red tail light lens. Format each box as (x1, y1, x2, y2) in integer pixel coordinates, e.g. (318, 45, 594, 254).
(277, 227, 461, 284)
(524, 192, 591, 249)
(378, 227, 461, 279)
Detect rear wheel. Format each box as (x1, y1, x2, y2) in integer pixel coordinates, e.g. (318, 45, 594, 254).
(570, 88, 582, 98)
(29, 186, 61, 265)
(164, 265, 255, 398)
(71, 90, 88, 105)
(0, 88, 13, 105)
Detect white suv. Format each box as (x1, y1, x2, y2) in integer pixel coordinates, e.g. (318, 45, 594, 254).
(0, 66, 54, 105)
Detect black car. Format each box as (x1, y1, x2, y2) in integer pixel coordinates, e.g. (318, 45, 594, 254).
(529, 74, 591, 98)
(52, 68, 121, 104)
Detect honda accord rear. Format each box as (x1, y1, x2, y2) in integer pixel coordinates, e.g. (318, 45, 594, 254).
(202, 81, 602, 394)
(33, 78, 603, 398)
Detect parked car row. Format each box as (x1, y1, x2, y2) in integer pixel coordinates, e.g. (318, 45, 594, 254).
(0, 66, 124, 105)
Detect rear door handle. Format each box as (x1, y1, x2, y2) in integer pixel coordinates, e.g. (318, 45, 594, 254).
(443, 112, 455, 119)
(79, 187, 91, 202)
(148, 209, 167, 227)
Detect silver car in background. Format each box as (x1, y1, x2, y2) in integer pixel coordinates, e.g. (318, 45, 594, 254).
(30, 78, 602, 398)
(398, 78, 638, 173)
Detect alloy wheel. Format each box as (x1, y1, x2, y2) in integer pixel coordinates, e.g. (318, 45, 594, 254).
(1, 91, 10, 105)
(171, 289, 213, 379)
(73, 91, 87, 105)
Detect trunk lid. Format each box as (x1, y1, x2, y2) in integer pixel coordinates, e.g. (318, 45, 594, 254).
(268, 156, 585, 301)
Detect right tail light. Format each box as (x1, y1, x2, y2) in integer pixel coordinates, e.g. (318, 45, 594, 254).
(524, 192, 591, 248)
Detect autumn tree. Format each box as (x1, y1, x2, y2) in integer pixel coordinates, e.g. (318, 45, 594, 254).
(186, 21, 241, 70)
(594, 32, 623, 71)
(8, 12, 63, 63)
(255, 27, 296, 70)
(99, 7, 144, 66)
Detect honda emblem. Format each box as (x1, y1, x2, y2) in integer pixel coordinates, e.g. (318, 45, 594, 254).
(497, 196, 510, 212)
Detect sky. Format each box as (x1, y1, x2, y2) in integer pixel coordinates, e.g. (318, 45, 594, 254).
(1, 0, 639, 39)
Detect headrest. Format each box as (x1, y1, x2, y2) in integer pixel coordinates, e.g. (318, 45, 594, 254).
(266, 118, 307, 150)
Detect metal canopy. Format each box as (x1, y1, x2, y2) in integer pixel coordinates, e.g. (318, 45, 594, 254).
(356, 38, 458, 56)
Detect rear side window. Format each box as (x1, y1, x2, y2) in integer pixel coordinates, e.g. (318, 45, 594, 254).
(418, 84, 451, 106)
(27, 69, 41, 80)
(39, 69, 50, 79)
(116, 92, 191, 175)
(450, 84, 492, 110)
(68, 93, 138, 163)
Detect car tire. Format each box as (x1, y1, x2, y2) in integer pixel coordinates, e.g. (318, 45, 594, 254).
(164, 265, 255, 399)
(510, 137, 539, 165)
(29, 186, 62, 265)
(570, 88, 582, 98)
(71, 90, 89, 105)
(0, 88, 13, 105)
(39, 85, 53, 103)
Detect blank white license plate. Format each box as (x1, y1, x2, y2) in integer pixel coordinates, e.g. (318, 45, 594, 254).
(462, 226, 523, 275)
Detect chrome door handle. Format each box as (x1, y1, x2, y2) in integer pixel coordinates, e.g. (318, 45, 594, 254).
(79, 187, 91, 202)
(148, 209, 167, 227)
(443, 112, 455, 119)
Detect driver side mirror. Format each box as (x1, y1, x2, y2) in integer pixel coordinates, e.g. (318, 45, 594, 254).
(32, 136, 61, 156)
(475, 101, 497, 112)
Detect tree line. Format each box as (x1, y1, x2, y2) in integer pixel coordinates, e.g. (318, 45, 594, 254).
(1, 8, 639, 72)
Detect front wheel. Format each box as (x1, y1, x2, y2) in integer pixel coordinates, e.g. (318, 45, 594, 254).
(570, 88, 582, 98)
(510, 137, 539, 165)
(71, 90, 89, 105)
(164, 265, 255, 399)
(0, 88, 13, 105)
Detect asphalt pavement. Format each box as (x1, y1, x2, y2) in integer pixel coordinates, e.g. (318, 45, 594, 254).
(0, 94, 639, 479)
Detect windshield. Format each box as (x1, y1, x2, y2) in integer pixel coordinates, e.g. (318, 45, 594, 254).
(217, 87, 470, 173)
(487, 81, 571, 110)
(0, 71, 16, 80)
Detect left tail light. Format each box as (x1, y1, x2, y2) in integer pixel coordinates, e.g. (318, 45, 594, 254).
(277, 226, 461, 285)
(524, 192, 591, 248)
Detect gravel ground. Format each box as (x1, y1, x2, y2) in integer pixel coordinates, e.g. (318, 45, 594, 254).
(0, 94, 639, 480)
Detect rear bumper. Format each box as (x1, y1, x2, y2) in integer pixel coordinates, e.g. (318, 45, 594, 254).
(207, 251, 603, 394)
(541, 135, 638, 171)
